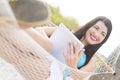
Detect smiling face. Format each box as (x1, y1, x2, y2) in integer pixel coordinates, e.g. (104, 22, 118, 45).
(82, 21, 108, 46)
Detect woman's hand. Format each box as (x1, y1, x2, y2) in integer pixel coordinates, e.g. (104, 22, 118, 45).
(63, 42, 85, 69)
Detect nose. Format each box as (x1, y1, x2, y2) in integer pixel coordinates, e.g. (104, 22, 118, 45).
(94, 31, 100, 39)
(95, 31, 99, 36)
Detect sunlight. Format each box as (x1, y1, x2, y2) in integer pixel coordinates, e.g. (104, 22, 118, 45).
(44, 0, 120, 57)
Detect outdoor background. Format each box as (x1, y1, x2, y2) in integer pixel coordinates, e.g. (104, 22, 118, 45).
(44, 0, 120, 57)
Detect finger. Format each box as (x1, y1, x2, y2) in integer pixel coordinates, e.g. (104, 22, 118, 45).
(72, 42, 76, 54)
(63, 46, 69, 62)
(67, 42, 70, 54)
(63, 47, 66, 58)
(70, 41, 76, 54)
(77, 49, 85, 57)
(74, 43, 79, 53)
(68, 41, 74, 54)
(64, 54, 70, 65)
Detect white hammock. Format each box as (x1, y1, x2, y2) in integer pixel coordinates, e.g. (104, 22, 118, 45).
(0, 0, 120, 80)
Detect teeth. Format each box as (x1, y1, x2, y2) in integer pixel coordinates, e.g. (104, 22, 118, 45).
(90, 34, 96, 41)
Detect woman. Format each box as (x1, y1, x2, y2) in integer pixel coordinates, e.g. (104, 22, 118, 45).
(10, 4, 112, 71)
(63, 16, 112, 72)
(35, 16, 112, 72)
(9, 1, 112, 72)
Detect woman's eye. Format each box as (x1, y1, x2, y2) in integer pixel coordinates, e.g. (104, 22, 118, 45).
(94, 26, 99, 30)
(101, 32, 106, 37)
(102, 33, 105, 36)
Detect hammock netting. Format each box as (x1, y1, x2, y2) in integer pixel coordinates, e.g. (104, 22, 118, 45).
(0, 0, 120, 80)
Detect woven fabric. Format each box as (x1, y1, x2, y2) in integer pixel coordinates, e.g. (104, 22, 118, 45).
(0, 25, 91, 80)
(0, 0, 116, 80)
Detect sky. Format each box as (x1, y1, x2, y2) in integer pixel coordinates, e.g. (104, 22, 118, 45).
(44, 0, 120, 57)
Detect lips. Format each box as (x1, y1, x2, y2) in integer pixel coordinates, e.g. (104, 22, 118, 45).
(90, 34, 97, 41)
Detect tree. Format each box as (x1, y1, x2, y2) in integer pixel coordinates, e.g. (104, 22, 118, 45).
(49, 5, 79, 30)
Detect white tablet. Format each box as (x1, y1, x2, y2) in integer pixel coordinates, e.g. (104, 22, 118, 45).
(50, 23, 84, 64)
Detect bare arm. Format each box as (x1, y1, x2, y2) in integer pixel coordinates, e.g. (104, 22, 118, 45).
(80, 58, 96, 72)
(35, 26, 57, 37)
(24, 28, 53, 53)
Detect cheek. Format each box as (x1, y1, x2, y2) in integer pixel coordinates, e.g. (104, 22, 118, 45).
(86, 29, 91, 36)
(99, 37, 105, 43)
(87, 28, 95, 35)
(85, 32, 90, 40)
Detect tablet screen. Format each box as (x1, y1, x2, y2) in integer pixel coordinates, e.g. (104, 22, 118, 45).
(50, 23, 84, 64)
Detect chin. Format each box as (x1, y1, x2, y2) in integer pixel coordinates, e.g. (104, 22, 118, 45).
(88, 42, 97, 45)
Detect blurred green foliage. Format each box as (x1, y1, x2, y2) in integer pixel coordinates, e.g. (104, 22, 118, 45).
(49, 5, 79, 30)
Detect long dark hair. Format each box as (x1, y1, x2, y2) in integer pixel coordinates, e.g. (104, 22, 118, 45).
(74, 16, 112, 69)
